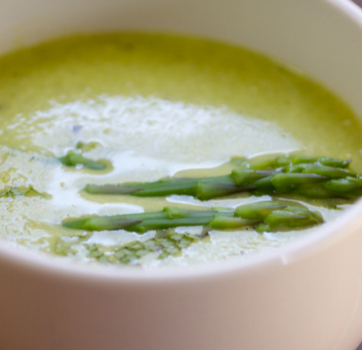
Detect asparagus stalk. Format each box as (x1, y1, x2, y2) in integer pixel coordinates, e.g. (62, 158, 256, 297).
(324, 177, 362, 198)
(59, 201, 324, 264)
(83, 156, 360, 201)
(195, 178, 255, 200)
(249, 156, 351, 170)
(285, 164, 355, 177)
(59, 151, 105, 170)
(256, 206, 323, 232)
(234, 200, 289, 220)
(63, 201, 324, 234)
(63, 206, 221, 233)
(209, 215, 258, 230)
(63, 216, 142, 231)
(85, 175, 255, 200)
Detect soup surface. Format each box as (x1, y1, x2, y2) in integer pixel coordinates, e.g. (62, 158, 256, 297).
(0, 33, 361, 268)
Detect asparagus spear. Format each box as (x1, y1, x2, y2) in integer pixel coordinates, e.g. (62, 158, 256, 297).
(63, 206, 221, 233)
(257, 206, 323, 232)
(85, 184, 143, 195)
(269, 173, 329, 192)
(83, 156, 360, 201)
(63, 201, 324, 234)
(324, 177, 362, 198)
(209, 215, 258, 230)
(59, 201, 323, 264)
(231, 169, 277, 185)
(234, 200, 322, 230)
(195, 178, 254, 200)
(85, 175, 255, 200)
(250, 156, 351, 170)
(234, 200, 289, 220)
(284, 164, 356, 177)
(63, 216, 142, 231)
(59, 151, 105, 170)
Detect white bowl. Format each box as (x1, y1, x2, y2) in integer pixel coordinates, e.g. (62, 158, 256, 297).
(1, 0, 362, 349)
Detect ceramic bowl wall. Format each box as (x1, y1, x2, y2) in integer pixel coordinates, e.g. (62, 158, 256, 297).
(0, 1, 362, 349)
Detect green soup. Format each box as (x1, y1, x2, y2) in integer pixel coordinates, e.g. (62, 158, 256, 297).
(0, 33, 361, 268)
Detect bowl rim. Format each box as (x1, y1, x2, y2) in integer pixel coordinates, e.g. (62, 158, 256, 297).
(0, 0, 362, 284)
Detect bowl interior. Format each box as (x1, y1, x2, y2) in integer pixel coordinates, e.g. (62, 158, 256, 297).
(0, 0, 362, 112)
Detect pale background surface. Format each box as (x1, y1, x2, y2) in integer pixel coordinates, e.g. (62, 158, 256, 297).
(352, 1, 362, 349)
(324, 1, 362, 349)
